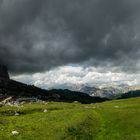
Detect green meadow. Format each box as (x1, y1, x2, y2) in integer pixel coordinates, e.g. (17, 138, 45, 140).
(0, 97, 140, 140)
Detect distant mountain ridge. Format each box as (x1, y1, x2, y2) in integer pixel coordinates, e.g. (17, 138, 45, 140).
(0, 65, 140, 102)
(0, 65, 108, 103)
(68, 84, 140, 99)
(0, 79, 108, 103)
(118, 90, 140, 99)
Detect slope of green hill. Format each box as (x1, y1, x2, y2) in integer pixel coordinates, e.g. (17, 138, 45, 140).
(0, 97, 140, 140)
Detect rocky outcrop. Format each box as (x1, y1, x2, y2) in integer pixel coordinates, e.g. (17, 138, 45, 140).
(0, 65, 9, 80)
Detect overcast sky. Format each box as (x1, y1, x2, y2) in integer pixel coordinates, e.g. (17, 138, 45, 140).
(1, 0, 140, 88)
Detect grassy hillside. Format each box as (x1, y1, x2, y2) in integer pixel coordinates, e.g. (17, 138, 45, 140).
(0, 97, 140, 140)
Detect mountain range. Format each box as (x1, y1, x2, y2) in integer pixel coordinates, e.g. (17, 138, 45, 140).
(0, 65, 108, 103)
(0, 65, 140, 102)
(67, 84, 140, 99)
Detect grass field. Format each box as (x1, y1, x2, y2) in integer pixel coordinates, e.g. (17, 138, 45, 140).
(0, 97, 140, 140)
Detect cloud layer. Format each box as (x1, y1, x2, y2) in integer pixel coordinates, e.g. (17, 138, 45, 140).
(0, 0, 140, 74)
(12, 65, 140, 89)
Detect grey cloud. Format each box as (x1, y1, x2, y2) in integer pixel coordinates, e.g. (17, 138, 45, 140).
(0, 0, 140, 74)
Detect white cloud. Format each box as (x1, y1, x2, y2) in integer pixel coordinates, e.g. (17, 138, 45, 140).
(11, 65, 140, 89)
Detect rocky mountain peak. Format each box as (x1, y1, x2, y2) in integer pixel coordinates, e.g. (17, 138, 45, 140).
(0, 65, 10, 80)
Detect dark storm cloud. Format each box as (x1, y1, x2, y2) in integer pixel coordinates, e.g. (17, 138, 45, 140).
(0, 0, 140, 74)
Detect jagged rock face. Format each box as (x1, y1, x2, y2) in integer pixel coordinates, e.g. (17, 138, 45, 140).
(0, 65, 9, 80)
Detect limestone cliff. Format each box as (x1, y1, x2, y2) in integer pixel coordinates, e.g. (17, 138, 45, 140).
(0, 65, 9, 80)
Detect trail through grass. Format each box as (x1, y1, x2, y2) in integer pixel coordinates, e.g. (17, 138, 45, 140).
(0, 98, 140, 140)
